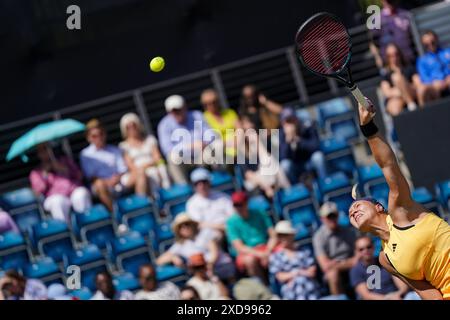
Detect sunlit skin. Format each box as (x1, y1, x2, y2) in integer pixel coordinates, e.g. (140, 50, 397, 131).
(171, 106, 187, 124)
(201, 90, 221, 115)
(139, 265, 157, 292)
(87, 127, 106, 149)
(348, 200, 390, 241)
(194, 180, 210, 198)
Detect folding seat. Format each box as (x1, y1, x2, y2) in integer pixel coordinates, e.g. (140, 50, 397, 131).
(412, 187, 443, 216)
(355, 164, 385, 196)
(210, 170, 236, 195)
(0, 188, 43, 233)
(0, 231, 30, 270)
(157, 184, 193, 219)
(63, 243, 109, 291)
(113, 272, 140, 292)
(320, 138, 356, 177)
(69, 287, 93, 300)
(274, 184, 320, 240)
(72, 204, 116, 249)
(435, 179, 450, 210)
(30, 219, 74, 262)
(22, 256, 63, 285)
(116, 194, 157, 238)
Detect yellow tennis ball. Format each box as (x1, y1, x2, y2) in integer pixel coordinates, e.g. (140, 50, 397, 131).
(150, 56, 165, 72)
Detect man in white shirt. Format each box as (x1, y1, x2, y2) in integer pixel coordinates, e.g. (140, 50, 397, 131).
(134, 264, 180, 300)
(186, 168, 234, 241)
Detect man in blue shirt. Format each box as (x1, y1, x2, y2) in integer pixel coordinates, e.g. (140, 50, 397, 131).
(157, 94, 214, 184)
(416, 30, 450, 100)
(350, 236, 411, 300)
(80, 119, 130, 212)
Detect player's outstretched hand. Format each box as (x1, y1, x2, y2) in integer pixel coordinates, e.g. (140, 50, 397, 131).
(358, 98, 376, 126)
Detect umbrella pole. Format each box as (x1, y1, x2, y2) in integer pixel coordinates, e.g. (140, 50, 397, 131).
(46, 144, 57, 164)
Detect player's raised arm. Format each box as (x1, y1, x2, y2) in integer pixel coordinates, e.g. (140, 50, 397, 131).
(357, 101, 414, 210)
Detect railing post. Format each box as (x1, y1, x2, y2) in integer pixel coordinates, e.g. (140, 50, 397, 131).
(286, 47, 309, 105)
(327, 78, 339, 96)
(210, 69, 229, 109)
(133, 90, 153, 135)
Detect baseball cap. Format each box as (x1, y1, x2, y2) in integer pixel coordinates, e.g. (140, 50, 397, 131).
(319, 201, 338, 217)
(164, 95, 185, 112)
(188, 253, 207, 268)
(231, 191, 248, 206)
(274, 220, 296, 235)
(190, 167, 211, 184)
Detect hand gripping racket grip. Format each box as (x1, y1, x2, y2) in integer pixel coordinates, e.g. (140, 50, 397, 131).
(350, 86, 370, 109)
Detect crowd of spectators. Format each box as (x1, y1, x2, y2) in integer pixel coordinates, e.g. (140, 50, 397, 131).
(3, 1, 447, 298)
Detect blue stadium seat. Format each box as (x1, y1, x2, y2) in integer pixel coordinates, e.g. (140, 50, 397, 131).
(435, 179, 450, 210)
(233, 166, 245, 191)
(317, 98, 359, 143)
(248, 195, 274, 222)
(315, 172, 353, 225)
(412, 187, 442, 216)
(156, 222, 175, 253)
(355, 164, 385, 196)
(0, 231, 30, 270)
(70, 287, 93, 300)
(158, 184, 193, 219)
(107, 231, 152, 277)
(63, 244, 108, 292)
(320, 138, 356, 177)
(30, 219, 74, 262)
(317, 98, 353, 128)
(156, 264, 186, 283)
(116, 194, 157, 238)
(210, 170, 235, 195)
(0, 188, 43, 233)
(72, 204, 116, 249)
(274, 184, 320, 240)
(113, 272, 140, 292)
(22, 256, 63, 285)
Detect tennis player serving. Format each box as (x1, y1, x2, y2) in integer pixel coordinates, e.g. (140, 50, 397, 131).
(348, 100, 450, 300)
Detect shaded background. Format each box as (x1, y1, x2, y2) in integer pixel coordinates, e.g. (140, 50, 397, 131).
(0, 0, 432, 124)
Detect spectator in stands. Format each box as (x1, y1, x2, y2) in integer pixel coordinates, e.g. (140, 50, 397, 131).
(416, 30, 450, 99)
(370, 0, 415, 68)
(279, 107, 327, 184)
(233, 277, 279, 300)
(91, 271, 134, 300)
(157, 94, 214, 184)
(239, 84, 282, 132)
(226, 191, 277, 283)
(0, 270, 47, 300)
(180, 285, 201, 300)
(350, 235, 410, 300)
(156, 213, 235, 281)
(186, 253, 230, 300)
(201, 88, 240, 158)
(269, 220, 322, 300)
(237, 113, 290, 199)
(0, 210, 19, 234)
(380, 43, 420, 115)
(119, 112, 171, 197)
(30, 143, 92, 222)
(135, 264, 180, 300)
(186, 168, 234, 241)
(80, 119, 129, 213)
(313, 202, 358, 296)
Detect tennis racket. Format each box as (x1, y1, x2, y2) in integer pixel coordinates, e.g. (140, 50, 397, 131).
(295, 12, 370, 109)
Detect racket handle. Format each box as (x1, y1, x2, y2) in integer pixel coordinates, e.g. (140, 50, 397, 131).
(350, 86, 370, 109)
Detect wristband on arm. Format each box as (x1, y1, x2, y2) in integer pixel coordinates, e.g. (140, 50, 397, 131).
(360, 120, 379, 138)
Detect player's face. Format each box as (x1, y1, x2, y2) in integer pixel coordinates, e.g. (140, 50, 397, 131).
(348, 200, 377, 232)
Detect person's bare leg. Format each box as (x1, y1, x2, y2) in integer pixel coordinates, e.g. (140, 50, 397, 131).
(391, 72, 415, 104)
(243, 255, 266, 283)
(134, 168, 148, 196)
(326, 268, 344, 295)
(386, 97, 405, 116)
(94, 179, 114, 213)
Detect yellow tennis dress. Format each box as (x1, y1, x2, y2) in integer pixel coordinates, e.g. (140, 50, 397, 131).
(382, 213, 450, 299)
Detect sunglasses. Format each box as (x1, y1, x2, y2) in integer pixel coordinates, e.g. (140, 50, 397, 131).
(357, 245, 373, 252)
(326, 213, 338, 220)
(202, 100, 218, 106)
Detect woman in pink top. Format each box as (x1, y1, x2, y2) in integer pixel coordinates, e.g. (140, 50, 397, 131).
(29, 143, 92, 222)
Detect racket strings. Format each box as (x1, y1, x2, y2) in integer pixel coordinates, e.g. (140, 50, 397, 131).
(297, 15, 350, 75)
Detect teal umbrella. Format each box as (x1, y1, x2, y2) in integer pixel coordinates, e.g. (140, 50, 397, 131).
(6, 119, 86, 162)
